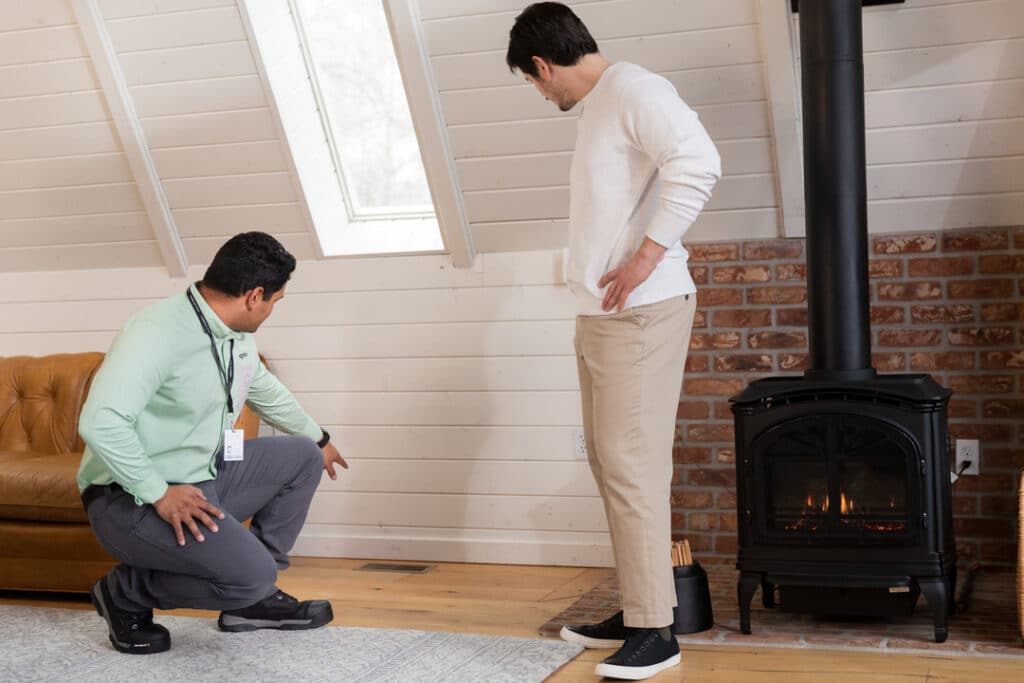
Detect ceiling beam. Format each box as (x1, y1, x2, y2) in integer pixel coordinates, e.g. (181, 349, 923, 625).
(757, 0, 806, 238)
(71, 0, 188, 277)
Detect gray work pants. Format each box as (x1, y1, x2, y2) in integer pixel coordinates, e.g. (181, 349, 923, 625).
(85, 436, 324, 612)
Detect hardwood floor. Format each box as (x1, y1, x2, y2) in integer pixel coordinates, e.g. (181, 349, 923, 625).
(2, 557, 1022, 682)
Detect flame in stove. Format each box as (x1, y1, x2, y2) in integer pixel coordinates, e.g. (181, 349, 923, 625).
(840, 491, 853, 515)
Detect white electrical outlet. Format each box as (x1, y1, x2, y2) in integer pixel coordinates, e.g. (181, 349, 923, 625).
(573, 427, 588, 459)
(955, 439, 979, 476)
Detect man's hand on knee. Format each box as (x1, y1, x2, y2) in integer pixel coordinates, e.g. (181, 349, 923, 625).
(153, 484, 226, 546)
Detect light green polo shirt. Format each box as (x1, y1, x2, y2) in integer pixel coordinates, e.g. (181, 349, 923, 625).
(77, 283, 321, 505)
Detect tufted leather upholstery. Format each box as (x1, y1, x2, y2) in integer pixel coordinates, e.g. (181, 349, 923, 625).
(0, 352, 263, 593)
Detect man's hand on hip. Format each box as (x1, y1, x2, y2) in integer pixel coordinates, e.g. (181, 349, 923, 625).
(598, 237, 667, 312)
(153, 484, 225, 546)
(322, 442, 348, 480)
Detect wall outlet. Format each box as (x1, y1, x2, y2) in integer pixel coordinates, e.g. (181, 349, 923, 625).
(573, 427, 588, 459)
(955, 439, 979, 476)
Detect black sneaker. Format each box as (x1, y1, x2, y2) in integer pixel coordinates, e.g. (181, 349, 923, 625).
(559, 610, 626, 648)
(90, 577, 171, 655)
(218, 589, 333, 632)
(594, 626, 681, 680)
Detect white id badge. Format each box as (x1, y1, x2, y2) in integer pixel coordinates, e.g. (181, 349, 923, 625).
(223, 429, 245, 462)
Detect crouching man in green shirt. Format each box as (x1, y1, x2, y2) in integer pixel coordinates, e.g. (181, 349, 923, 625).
(77, 232, 348, 654)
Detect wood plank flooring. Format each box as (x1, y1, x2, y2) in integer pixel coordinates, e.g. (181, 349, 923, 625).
(2, 557, 1021, 682)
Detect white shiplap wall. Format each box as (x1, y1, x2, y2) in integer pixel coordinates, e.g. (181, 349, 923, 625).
(100, 0, 318, 264)
(0, 250, 610, 566)
(423, 0, 778, 252)
(0, 0, 161, 271)
(814, 0, 1024, 233)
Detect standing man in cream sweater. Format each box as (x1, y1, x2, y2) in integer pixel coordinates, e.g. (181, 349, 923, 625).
(507, 3, 721, 680)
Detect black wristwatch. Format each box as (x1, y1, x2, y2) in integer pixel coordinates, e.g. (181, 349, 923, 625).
(317, 428, 331, 448)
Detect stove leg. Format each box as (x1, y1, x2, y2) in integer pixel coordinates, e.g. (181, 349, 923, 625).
(918, 577, 950, 643)
(761, 577, 776, 608)
(738, 571, 761, 635)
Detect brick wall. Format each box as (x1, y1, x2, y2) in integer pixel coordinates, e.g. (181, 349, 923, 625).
(675, 227, 1023, 567)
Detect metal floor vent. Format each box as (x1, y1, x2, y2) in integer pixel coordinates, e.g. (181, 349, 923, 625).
(356, 562, 434, 574)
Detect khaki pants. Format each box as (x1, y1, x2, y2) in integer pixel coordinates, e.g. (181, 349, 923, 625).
(574, 294, 695, 628)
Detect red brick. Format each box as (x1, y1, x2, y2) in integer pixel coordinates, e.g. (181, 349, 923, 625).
(714, 535, 738, 555)
(672, 532, 712, 552)
(870, 306, 905, 324)
(942, 229, 1009, 252)
(946, 472, 1016, 493)
(984, 448, 1024, 469)
(689, 332, 741, 350)
(877, 281, 942, 301)
(716, 447, 735, 464)
(978, 542, 1017, 564)
(684, 377, 744, 395)
(907, 256, 973, 277)
(720, 513, 738, 532)
(1015, 228, 1024, 249)
(697, 288, 743, 307)
(871, 352, 905, 372)
(713, 401, 733, 420)
(982, 399, 1024, 418)
(688, 265, 709, 284)
(685, 354, 710, 373)
(779, 353, 809, 371)
(693, 310, 707, 328)
(677, 401, 710, 419)
(978, 254, 1024, 274)
(743, 240, 802, 260)
(712, 309, 772, 327)
(868, 259, 903, 278)
(717, 492, 737, 509)
(910, 351, 975, 371)
(775, 263, 806, 281)
(687, 243, 738, 262)
(712, 265, 771, 284)
(951, 496, 977, 515)
(776, 308, 808, 326)
(947, 327, 1015, 347)
(910, 304, 974, 324)
(714, 354, 772, 372)
(948, 374, 1014, 394)
(685, 424, 735, 442)
(687, 468, 736, 487)
(673, 446, 711, 463)
(947, 278, 1014, 299)
(876, 329, 942, 347)
(671, 490, 713, 508)
(749, 331, 807, 349)
(980, 303, 1023, 322)
(948, 399, 977, 418)
(954, 518, 1013, 538)
(872, 233, 937, 254)
(980, 351, 1024, 370)
(687, 512, 724, 531)
(747, 286, 807, 305)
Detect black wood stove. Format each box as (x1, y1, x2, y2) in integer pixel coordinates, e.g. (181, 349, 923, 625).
(730, 0, 956, 643)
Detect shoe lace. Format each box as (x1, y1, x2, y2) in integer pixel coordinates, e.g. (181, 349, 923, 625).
(273, 590, 299, 607)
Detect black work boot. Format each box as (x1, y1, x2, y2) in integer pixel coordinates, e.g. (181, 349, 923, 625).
(90, 577, 171, 655)
(594, 626, 681, 680)
(559, 609, 627, 648)
(218, 589, 333, 632)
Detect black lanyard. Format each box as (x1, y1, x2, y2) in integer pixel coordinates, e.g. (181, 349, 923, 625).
(186, 288, 235, 415)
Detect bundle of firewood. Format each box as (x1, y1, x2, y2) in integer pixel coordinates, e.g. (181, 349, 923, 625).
(671, 539, 693, 567)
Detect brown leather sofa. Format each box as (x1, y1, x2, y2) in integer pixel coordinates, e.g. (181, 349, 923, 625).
(0, 352, 259, 593)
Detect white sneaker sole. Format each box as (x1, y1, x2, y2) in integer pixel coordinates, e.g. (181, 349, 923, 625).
(559, 625, 625, 649)
(594, 652, 681, 680)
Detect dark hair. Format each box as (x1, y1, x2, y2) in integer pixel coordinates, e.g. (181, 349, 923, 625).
(506, 2, 598, 77)
(202, 232, 296, 299)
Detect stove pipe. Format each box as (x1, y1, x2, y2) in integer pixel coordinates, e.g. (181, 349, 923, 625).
(800, 0, 876, 381)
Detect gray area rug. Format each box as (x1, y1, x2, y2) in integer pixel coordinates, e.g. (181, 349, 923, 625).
(0, 606, 582, 683)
